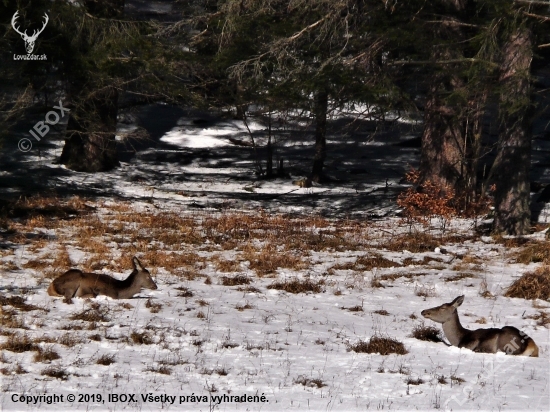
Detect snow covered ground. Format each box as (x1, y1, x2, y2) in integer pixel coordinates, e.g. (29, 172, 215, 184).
(0, 105, 549, 411)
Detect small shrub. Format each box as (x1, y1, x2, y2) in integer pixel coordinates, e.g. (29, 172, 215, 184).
(373, 309, 390, 316)
(505, 266, 550, 300)
(145, 298, 162, 313)
(350, 336, 408, 355)
(235, 303, 253, 311)
(0, 295, 43, 312)
(176, 287, 194, 298)
(347, 305, 363, 312)
(145, 365, 171, 375)
(1, 334, 38, 353)
(33, 347, 60, 363)
(96, 354, 116, 366)
(70, 305, 109, 322)
(406, 377, 424, 385)
(411, 325, 442, 342)
(130, 331, 153, 345)
(294, 375, 326, 388)
(445, 273, 476, 282)
(221, 275, 250, 286)
(267, 279, 324, 294)
(451, 375, 465, 384)
(41, 366, 68, 380)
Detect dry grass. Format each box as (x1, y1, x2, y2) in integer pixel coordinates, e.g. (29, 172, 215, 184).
(236, 285, 262, 293)
(267, 279, 324, 294)
(96, 354, 116, 365)
(294, 375, 326, 388)
(145, 365, 172, 375)
(355, 254, 401, 270)
(130, 331, 154, 345)
(176, 286, 194, 297)
(406, 377, 424, 385)
(505, 266, 550, 300)
(212, 256, 242, 272)
(351, 336, 408, 355)
(373, 309, 390, 316)
(70, 305, 110, 322)
(514, 241, 550, 264)
(444, 273, 476, 282)
(0, 295, 43, 312)
(33, 347, 60, 363)
(243, 245, 306, 277)
(0, 333, 39, 352)
(235, 303, 254, 311)
(380, 232, 441, 253)
(41, 366, 68, 380)
(221, 275, 250, 286)
(411, 324, 442, 342)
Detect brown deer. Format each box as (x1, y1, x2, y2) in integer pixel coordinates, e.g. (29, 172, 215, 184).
(47, 257, 157, 304)
(421, 295, 538, 357)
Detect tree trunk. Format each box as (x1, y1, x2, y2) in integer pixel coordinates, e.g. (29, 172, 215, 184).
(311, 88, 328, 183)
(59, 0, 124, 172)
(419, 0, 483, 202)
(59, 87, 120, 172)
(492, 28, 533, 235)
(419, 75, 465, 193)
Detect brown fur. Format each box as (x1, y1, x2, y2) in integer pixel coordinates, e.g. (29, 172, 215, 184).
(47, 257, 157, 304)
(422, 295, 538, 357)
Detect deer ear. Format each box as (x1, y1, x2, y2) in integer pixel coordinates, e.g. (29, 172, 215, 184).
(452, 295, 465, 307)
(132, 257, 143, 271)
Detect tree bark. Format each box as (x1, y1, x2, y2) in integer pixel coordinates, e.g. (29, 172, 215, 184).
(311, 88, 328, 183)
(59, 87, 120, 172)
(59, 1, 124, 172)
(419, 75, 465, 193)
(492, 27, 533, 235)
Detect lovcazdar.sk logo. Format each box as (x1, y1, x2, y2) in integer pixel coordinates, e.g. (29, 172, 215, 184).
(12, 10, 48, 61)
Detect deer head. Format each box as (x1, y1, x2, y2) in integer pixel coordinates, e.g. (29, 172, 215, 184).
(11, 11, 49, 54)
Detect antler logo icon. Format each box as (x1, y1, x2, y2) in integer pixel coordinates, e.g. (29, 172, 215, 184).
(11, 11, 49, 54)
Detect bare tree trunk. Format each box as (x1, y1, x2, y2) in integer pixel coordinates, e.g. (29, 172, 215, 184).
(311, 88, 328, 183)
(492, 28, 533, 235)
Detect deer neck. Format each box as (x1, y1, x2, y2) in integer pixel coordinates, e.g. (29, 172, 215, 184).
(442, 310, 469, 347)
(118, 270, 142, 298)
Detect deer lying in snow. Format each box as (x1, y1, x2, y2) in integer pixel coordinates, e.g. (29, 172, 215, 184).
(47, 257, 157, 304)
(421, 295, 538, 357)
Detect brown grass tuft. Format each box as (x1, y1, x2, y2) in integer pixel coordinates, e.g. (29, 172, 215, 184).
(1, 333, 39, 352)
(514, 241, 550, 265)
(70, 305, 110, 322)
(381, 232, 441, 253)
(267, 279, 324, 294)
(0, 295, 43, 312)
(294, 375, 326, 388)
(221, 275, 250, 286)
(33, 347, 60, 363)
(96, 354, 116, 366)
(244, 245, 306, 276)
(41, 366, 68, 380)
(130, 331, 154, 345)
(351, 335, 408, 355)
(176, 286, 194, 297)
(411, 324, 442, 342)
(505, 266, 550, 300)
